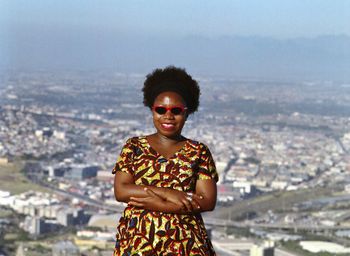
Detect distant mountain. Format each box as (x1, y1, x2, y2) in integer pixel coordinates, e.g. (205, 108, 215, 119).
(1, 27, 349, 80)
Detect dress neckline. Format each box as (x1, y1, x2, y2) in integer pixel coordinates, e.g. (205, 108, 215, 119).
(141, 135, 188, 161)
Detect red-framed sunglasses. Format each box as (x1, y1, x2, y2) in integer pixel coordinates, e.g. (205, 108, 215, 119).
(152, 105, 187, 115)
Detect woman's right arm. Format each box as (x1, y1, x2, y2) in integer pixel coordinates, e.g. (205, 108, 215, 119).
(114, 171, 149, 201)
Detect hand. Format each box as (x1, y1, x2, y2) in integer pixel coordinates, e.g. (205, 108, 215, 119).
(164, 189, 203, 212)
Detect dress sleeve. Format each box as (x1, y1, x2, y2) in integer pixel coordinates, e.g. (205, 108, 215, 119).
(197, 143, 219, 182)
(112, 138, 134, 175)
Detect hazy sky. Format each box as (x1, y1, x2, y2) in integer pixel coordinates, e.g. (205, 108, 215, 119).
(1, 1, 349, 79)
(1, 0, 349, 38)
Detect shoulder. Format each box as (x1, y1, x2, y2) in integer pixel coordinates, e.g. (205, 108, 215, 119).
(186, 139, 210, 152)
(125, 136, 141, 144)
(122, 136, 146, 155)
(121, 136, 142, 150)
(124, 136, 148, 144)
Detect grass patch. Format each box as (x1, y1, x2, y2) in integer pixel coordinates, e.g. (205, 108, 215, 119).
(0, 162, 47, 195)
(3, 233, 19, 241)
(0, 208, 12, 218)
(215, 187, 335, 220)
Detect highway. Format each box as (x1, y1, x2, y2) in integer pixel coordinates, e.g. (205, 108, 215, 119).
(275, 248, 300, 256)
(27, 175, 124, 212)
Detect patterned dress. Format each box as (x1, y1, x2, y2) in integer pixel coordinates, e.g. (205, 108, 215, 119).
(112, 136, 218, 256)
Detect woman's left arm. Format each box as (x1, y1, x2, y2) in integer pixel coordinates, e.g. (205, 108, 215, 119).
(194, 143, 218, 212)
(194, 179, 217, 212)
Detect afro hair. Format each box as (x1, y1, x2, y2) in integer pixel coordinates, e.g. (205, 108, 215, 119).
(142, 66, 200, 115)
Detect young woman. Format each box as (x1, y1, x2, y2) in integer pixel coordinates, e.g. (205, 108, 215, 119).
(113, 66, 218, 255)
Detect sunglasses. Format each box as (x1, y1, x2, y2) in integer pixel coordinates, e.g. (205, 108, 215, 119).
(152, 105, 187, 115)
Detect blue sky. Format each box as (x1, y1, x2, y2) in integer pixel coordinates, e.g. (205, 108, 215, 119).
(1, 0, 349, 38)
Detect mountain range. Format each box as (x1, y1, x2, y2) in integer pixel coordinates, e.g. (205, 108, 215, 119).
(1, 28, 349, 81)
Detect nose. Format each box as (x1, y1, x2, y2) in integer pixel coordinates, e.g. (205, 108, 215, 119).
(164, 109, 175, 119)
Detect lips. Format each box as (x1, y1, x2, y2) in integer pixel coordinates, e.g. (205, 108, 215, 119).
(161, 123, 175, 130)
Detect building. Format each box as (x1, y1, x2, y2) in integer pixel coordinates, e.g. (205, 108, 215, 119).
(232, 181, 258, 197)
(57, 208, 75, 226)
(64, 164, 99, 180)
(52, 241, 79, 256)
(250, 241, 275, 256)
(57, 207, 89, 226)
(22, 216, 61, 235)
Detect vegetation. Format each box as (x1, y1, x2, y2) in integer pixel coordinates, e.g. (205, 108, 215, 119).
(0, 161, 47, 194)
(0, 208, 12, 218)
(216, 187, 336, 220)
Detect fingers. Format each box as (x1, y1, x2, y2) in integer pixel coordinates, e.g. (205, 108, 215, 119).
(192, 194, 204, 201)
(129, 197, 145, 207)
(181, 198, 193, 212)
(128, 200, 144, 207)
(190, 199, 201, 211)
(130, 196, 147, 203)
(187, 193, 204, 212)
(176, 192, 203, 212)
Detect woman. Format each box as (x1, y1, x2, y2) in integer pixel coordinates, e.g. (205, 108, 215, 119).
(113, 66, 218, 255)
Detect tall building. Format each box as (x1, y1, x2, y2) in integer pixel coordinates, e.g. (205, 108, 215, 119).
(22, 216, 61, 235)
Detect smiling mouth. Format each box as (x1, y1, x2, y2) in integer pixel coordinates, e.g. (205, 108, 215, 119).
(161, 123, 175, 130)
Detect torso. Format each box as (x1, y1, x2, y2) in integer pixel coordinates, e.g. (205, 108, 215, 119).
(113, 136, 217, 255)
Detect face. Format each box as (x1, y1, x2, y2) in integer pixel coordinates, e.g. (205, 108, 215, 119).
(152, 91, 187, 139)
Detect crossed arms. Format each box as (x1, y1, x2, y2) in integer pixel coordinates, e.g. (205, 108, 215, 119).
(114, 171, 217, 214)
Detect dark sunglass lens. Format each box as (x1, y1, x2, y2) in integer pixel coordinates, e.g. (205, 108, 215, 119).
(155, 107, 167, 114)
(171, 107, 183, 115)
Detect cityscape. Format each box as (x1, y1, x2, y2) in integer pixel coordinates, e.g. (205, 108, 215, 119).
(1, 70, 350, 255)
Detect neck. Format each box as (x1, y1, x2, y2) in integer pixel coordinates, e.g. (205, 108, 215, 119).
(155, 133, 183, 144)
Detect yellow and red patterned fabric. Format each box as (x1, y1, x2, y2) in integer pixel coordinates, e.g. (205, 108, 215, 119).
(112, 136, 218, 255)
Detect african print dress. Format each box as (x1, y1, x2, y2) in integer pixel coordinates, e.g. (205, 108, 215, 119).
(112, 136, 218, 256)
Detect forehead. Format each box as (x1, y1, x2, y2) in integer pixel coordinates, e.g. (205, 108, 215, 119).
(154, 91, 186, 105)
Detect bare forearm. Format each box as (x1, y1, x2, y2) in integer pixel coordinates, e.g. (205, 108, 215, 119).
(151, 201, 197, 214)
(116, 184, 215, 213)
(115, 183, 172, 203)
(129, 197, 199, 214)
(115, 173, 216, 213)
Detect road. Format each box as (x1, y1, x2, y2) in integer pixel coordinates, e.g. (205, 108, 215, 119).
(275, 248, 300, 256)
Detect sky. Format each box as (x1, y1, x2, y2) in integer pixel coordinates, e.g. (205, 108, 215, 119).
(1, 0, 349, 38)
(0, 1, 349, 79)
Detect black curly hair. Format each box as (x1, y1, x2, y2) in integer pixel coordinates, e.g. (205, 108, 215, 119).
(142, 66, 200, 115)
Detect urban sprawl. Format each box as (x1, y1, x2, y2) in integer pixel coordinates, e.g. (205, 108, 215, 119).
(1, 71, 350, 255)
